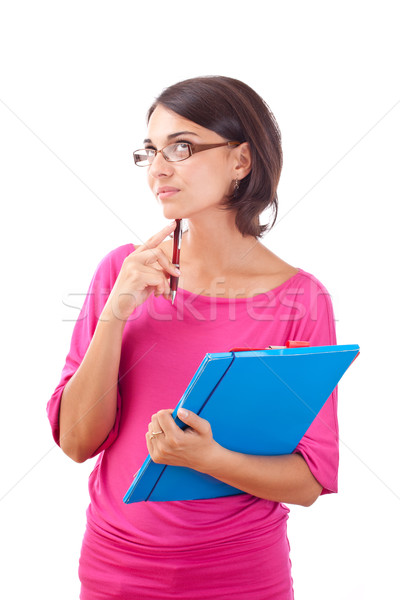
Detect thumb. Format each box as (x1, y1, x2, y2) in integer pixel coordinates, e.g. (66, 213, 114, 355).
(177, 408, 210, 435)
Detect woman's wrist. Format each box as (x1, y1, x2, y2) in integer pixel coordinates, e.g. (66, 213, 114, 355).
(193, 441, 229, 476)
(99, 303, 130, 330)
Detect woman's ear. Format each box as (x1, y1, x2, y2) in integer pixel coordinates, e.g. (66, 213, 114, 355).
(233, 142, 252, 180)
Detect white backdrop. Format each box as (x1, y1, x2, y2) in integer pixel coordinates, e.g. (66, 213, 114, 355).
(1, 1, 399, 598)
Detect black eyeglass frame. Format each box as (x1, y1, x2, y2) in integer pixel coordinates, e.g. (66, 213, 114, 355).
(133, 141, 241, 167)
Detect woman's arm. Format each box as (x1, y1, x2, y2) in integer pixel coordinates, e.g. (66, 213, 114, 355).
(147, 408, 323, 507)
(59, 223, 179, 463)
(202, 446, 322, 507)
(59, 315, 125, 462)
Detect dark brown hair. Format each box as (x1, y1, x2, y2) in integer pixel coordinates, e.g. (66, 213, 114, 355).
(147, 76, 282, 237)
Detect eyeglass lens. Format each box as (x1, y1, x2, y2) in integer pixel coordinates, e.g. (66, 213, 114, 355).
(133, 142, 191, 166)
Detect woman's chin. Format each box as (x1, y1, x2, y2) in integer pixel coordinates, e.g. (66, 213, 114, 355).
(161, 205, 184, 221)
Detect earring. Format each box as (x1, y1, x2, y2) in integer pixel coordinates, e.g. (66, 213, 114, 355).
(234, 178, 240, 194)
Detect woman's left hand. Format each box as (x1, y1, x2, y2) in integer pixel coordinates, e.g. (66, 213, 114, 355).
(146, 408, 323, 506)
(146, 408, 220, 473)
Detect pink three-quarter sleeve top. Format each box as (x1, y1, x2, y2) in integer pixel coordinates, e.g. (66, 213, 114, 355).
(47, 244, 338, 600)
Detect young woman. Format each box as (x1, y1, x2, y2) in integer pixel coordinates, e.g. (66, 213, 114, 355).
(48, 76, 338, 599)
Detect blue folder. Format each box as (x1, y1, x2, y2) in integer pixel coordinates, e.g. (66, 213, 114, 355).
(123, 344, 359, 503)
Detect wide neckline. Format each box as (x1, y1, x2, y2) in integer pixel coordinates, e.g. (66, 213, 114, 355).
(175, 268, 304, 303)
(128, 244, 304, 303)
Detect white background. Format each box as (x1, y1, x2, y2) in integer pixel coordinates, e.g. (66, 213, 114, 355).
(0, 1, 399, 598)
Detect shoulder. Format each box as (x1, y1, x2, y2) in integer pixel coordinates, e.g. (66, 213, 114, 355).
(295, 269, 335, 312)
(100, 243, 136, 267)
(283, 268, 335, 315)
(289, 268, 332, 295)
(287, 268, 337, 344)
(91, 243, 135, 284)
(250, 245, 327, 297)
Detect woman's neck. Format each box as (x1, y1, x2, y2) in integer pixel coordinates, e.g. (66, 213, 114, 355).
(164, 212, 297, 298)
(182, 213, 260, 276)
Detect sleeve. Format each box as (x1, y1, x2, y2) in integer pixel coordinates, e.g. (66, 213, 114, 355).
(291, 274, 339, 495)
(46, 245, 132, 458)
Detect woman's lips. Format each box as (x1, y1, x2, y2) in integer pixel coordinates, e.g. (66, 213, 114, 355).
(157, 187, 180, 200)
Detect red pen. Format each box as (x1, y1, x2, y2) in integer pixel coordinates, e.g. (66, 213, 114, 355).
(170, 219, 182, 305)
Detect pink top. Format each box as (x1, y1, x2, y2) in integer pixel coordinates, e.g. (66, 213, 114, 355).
(47, 243, 338, 599)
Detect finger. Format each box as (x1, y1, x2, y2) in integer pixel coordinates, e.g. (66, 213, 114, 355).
(127, 263, 170, 298)
(145, 431, 155, 453)
(149, 415, 163, 434)
(138, 221, 176, 253)
(177, 408, 212, 436)
(146, 422, 163, 447)
(141, 247, 180, 278)
(148, 409, 173, 432)
(156, 409, 181, 437)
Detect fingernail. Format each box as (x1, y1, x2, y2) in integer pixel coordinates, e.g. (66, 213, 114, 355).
(174, 267, 181, 275)
(178, 408, 188, 418)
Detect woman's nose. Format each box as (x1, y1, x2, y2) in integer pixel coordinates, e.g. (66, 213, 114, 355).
(147, 151, 174, 178)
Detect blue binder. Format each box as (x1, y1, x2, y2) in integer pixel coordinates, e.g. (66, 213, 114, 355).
(123, 344, 359, 503)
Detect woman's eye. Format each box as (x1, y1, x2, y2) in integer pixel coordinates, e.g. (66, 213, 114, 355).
(175, 142, 190, 152)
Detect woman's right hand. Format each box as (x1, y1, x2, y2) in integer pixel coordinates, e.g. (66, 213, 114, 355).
(102, 221, 180, 322)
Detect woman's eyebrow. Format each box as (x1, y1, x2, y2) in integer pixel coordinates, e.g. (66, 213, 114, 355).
(143, 131, 201, 144)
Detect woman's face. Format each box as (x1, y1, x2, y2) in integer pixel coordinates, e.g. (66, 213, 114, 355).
(145, 105, 240, 221)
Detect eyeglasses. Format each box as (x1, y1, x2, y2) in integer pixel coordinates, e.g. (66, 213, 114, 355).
(133, 141, 241, 167)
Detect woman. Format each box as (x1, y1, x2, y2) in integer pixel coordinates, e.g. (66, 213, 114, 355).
(47, 76, 338, 599)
